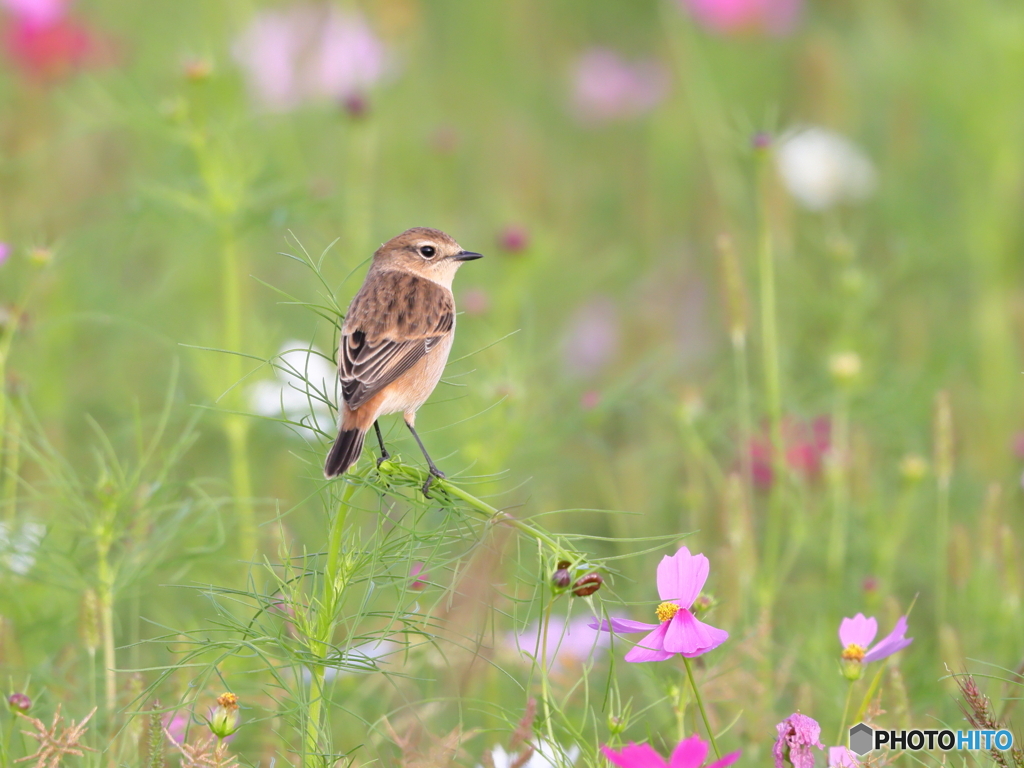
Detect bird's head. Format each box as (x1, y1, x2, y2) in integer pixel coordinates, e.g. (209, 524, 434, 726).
(372, 227, 482, 287)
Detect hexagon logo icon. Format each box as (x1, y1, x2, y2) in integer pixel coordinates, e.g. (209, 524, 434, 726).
(849, 723, 874, 756)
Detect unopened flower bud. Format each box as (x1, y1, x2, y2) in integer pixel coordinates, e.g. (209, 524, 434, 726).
(497, 225, 529, 254)
(7, 693, 30, 713)
(899, 454, 928, 484)
(571, 573, 602, 597)
(342, 92, 369, 118)
(607, 713, 626, 735)
(829, 352, 861, 385)
(552, 561, 572, 590)
(691, 593, 717, 617)
(751, 131, 772, 150)
(209, 693, 240, 739)
(183, 57, 213, 81)
(28, 247, 52, 266)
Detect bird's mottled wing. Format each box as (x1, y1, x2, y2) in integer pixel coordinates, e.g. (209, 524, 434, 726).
(338, 271, 454, 409)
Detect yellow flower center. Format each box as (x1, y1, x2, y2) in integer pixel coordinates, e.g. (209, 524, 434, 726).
(656, 602, 680, 623)
(841, 644, 866, 662)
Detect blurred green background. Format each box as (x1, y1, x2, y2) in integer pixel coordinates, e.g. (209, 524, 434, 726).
(3, 0, 1024, 765)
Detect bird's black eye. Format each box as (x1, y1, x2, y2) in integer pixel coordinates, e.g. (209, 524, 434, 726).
(419, 245, 436, 259)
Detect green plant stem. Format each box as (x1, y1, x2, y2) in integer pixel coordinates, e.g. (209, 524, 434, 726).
(218, 223, 255, 560)
(381, 462, 562, 553)
(936, 477, 950, 626)
(538, 597, 557, 746)
(96, 534, 117, 760)
(827, 391, 851, 579)
(754, 150, 785, 607)
(304, 476, 360, 763)
(836, 681, 855, 745)
(683, 656, 720, 759)
(733, 333, 754, 494)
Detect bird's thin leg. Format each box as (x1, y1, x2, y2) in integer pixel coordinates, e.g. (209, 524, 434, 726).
(373, 420, 390, 467)
(405, 419, 445, 497)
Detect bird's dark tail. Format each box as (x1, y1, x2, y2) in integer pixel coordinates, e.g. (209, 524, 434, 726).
(324, 427, 366, 478)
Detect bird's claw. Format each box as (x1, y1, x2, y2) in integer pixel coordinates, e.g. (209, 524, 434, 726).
(421, 468, 445, 499)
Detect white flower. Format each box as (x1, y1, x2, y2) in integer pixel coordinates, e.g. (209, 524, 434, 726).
(481, 740, 580, 768)
(775, 126, 877, 211)
(0, 521, 45, 575)
(249, 340, 336, 433)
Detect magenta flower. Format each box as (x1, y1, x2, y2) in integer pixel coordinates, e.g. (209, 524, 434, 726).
(679, 0, 802, 37)
(829, 746, 859, 768)
(571, 48, 668, 124)
(0, 243, 10, 266)
(590, 546, 728, 662)
(603, 735, 740, 768)
(232, 5, 387, 113)
(773, 713, 824, 768)
(839, 613, 912, 679)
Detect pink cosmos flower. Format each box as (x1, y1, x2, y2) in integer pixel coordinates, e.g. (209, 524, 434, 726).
(590, 546, 728, 662)
(679, 0, 803, 37)
(571, 48, 668, 124)
(2, 0, 62, 24)
(0, 243, 10, 266)
(839, 613, 913, 664)
(603, 735, 740, 768)
(829, 746, 859, 767)
(232, 5, 387, 113)
(773, 713, 824, 768)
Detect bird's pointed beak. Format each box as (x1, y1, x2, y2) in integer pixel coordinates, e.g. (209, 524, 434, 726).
(453, 250, 483, 262)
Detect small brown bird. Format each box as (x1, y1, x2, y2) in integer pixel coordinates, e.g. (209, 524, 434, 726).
(324, 227, 482, 493)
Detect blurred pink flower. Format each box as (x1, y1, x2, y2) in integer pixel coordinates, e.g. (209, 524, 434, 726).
(571, 48, 668, 124)
(561, 297, 620, 378)
(461, 288, 490, 316)
(829, 747, 859, 768)
(1012, 431, 1024, 459)
(497, 224, 529, 253)
(1, 0, 63, 25)
(164, 711, 188, 745)
(747, 416, 831, 490)
(773, 713, 824, 768)
(591, 546, 728, 662)
(0, 243, 9, 266)
(409, 562, 427, 591)
(680, 0, 802, 36)
(232, 5, 387, 113)
(603, 735, 740, 768)
(839, 613, 913, 664)
(579, 390, 601, 410)
(2, 13, 104, 82)
(510, 614, 612, 671)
